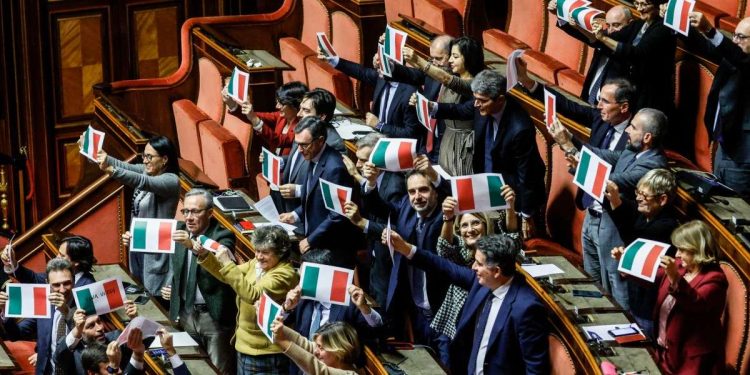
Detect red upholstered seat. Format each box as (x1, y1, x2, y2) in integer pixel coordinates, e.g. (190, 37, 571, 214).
(301, 0, 331, 49)
(305, 56, 354, 107)
(173, 99, 210, 170)
(543, 146, 585, 257)
(504, 0, 547, 50)
(719, 262, 748, 373)
(543, 15, 588, 73)
(674, 59, 715, 171)
(331, 11, 362, 108)
(198, 119, 246, 190)
(719, 2, 750, 31)
(695, 0, 739, 27)
(483, 29, 530, 59)
(549, 334, 576, 375)
(384, 0, 415, 23)
(556, 69, 585, 97)
(279, 37, 316, 84)
(221, 107, 253, 173)
(195, 58, 224, 123)
(522, 49, 567, 85)
(5, 341, 36, 374)
(412, 0, 463, 37)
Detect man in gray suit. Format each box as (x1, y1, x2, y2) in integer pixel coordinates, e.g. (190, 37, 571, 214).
(550, 108, 668, 310)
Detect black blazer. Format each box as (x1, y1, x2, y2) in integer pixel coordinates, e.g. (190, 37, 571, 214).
(435, 98, 546, 215)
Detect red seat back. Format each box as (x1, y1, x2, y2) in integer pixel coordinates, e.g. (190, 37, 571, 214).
(305, 56, 354, 107)
(331, 11, 363, 108)
(506, 0, 546, 50)
(195, 58, 224, 123)
(279, 37, 316, 84)
(384, 0, 415, 23)
(720, 261, 748, 373)
(549, 334, 576, 375)
(198, 119, 246, 190)
(545, 145, 584, 254)
(173, 99, 209, 170)
(301, 0, 331, 48)
(543, 16, 588, 73)
(674, 59, 715, 171)
(222, 107, 253, 173)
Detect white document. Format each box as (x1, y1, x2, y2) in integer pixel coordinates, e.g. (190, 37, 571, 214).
(333, 118, 374, 140)
(432, 165, 452, 180)
(583, 323, 641, 341)
(521, 264, 565, 278)
(150, 331, 200, 348)
(255, 196, 280, 222)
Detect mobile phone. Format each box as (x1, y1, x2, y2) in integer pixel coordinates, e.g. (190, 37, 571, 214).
(134, 295, 150, 305)
(608, 326, 639, 337)
(572, 289, 603, 298)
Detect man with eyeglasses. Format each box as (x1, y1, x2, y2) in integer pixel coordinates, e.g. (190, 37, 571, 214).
(680, 12, 750, 197)
(156, 188, 237, 373)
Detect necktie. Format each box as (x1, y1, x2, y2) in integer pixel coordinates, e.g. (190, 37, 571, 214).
(587, 57, 608, 106)
(54, 311, 67, 374)
(309, 302, 323, 339)
(379, 84, 392, 124)
(633, 23, 648, 46)
(469, 296, 494, 372)
(306, 161, 317, 194)
(184, 249, 198, 310)
(484, 117, 495, 173)
(600, 126, 615, 150)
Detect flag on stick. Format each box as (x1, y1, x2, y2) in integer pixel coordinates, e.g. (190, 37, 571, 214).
(5, 284, 51, 319)
(300, 263, 354, 306)
(378, 44, 392, 78)
(316, 32, 337, 57)
(227, 67, 250, 103)
(80, 125, 105, 162)
(383, 26, 408, 64)
(573, 147, 612, 203)
(319, 178, 352, 216)
(73, 278, 127, 315)
(571, 6, 604, 32)
(618, 239, 670, 282)
(664, 0, 695, 36)
(261, 147, 282, 188)
(257, 292, 283, 341)
(544, 88, 557, 129)
(369, 138, 416, 171)
(451, 173, 509, 214)
(130, 218, 177, 253)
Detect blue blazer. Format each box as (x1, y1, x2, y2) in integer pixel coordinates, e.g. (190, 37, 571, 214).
(409, 250, 550, 375)
(293, 145, 363, 267)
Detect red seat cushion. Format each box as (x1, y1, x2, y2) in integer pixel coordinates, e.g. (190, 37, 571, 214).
(412, 0, 463, 37)
(522, 50, 567, 85)
(222, 107, 253, 173)
(556, 69, 585, 97)
(196, 58, 224, 123)
(279, 37, 316, 84)
(694, 1, 731, 27)
(173, 99, 210, 171)
(384, 0, 415, 23)
(305, 56, 354, 107)
(198, 119, 246, 190)
(483, 29, 530, 59)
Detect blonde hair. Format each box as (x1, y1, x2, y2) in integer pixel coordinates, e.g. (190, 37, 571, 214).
(453, 212, 494, 235)
(313, 322, 360, 365)
(637, 168, 676, 198)
(670, 220, 719, 267)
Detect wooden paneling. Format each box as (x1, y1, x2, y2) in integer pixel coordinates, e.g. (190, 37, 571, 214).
(132, 5, 180, 78)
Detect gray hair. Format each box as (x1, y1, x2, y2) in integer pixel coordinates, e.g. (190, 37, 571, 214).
(184, 188, 214, 209)
(470, 69, 506, 100)
(638, 168, 676, 199)
(637, 108, 668, 148)
(431, 35, 454, 53)
(355, 132, 385, 150)
(46, 258, 74, 278)
(252, 225, 291, 261)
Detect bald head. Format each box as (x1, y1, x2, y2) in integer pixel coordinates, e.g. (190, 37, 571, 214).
(430, 35, 454, 69)
(736, 18, 750, 54)
(606, 5, 632, 33)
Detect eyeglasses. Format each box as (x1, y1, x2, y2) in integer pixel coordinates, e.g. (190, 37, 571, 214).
(297, 138, 322, 150)
(635, 190, 659, 200)
(633, 1, 653, 8)
(733, 33, 749, 42)
(180, 208, 207, 216)
(141, 153, 160, 162)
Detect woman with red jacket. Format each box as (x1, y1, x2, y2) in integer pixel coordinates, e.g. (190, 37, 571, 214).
(223, 80, 308, 156)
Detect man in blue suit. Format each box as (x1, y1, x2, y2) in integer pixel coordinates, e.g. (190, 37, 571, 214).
(388, 233, 549, 374)
(279, 116, 363, 267)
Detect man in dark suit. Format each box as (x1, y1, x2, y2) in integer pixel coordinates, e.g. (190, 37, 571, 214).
(433, 69, 546, 238)
(80, 329, 190, 375)
(688, 14, 750, 197)
(279, 117, 363, 267)
(320, 52, 423, 146)
(550, 107, 669, 310)
(388, 233, 549, 374)
(162, 188, 237, 374)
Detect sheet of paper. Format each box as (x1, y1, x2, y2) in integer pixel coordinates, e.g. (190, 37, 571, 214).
(521, 264, 565, 278)
(116, 317, 164, 345)
(582, 323, 641, 342)
(333, 118, 375, 140)
(432, 165, 452, 180)
(149, 331, 200, 348)
(254, 221, 297, 235)
(254, 196, 280, 222)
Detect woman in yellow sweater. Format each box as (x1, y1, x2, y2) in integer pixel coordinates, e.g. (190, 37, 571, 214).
(198, 225, 299, 374)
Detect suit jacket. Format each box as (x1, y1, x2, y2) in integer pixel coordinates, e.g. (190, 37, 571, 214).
(293, 145, 363, 267)
(409, 249, 549, 375)
(54, 330, 132, 374)
(335, 59, 424, 146)
(435, 98, 546, 215)
(653, 261, 727, 373)
(123, 360, 191, 375)
(591, 147, 668, 203)
(14, 265, 96, 289)
(3, 306, 74, 375)
(169, 219, 238, 324)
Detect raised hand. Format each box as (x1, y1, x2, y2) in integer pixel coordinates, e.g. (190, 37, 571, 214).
(283, 285, 301, 311)
(442, 197, 457, 221)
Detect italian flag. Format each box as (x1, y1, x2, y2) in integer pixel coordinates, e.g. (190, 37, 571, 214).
(73, 278, 127, 315)
(378, 44, 392, 78)
(130, 218, 177, 253)
(451, 173, 509, 214)
(573, 147, 611, 203)
(300, 263, 354, 306)
(618, 239, 670, 282)
(80, 125, 105, 162)
(544, 88, 557, 128)
(261, 147, 282, 188)
(369, 138, 416, 171)
(198, 235, 222, 252)
(571, 6, 604, 32)
(319, 178, 351, 216)
(664, 0, 695, 36)
(5, 284, 51, 319)
(415, 92, 435, 133)
(383, 26, 407, 64)
(227, 67, 250, 103)
(257, 292, 282, 342)
(316, 32, 337, 57)
(557, 0, 591, 20)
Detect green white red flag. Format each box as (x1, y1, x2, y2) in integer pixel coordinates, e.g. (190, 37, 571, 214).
(130, 218, 177, 253)
(383, 26, 407, 64)
(261, 147, 282, 189)
(378, 44, 392, 78)
(415, 92, 436, 133)
(451, 173, 509, 214)
(618, 239, 670, 282)
(544, 88, 557, 128)
(571, 6, 604, 32)
(73, 278, 127, 315)
(198, 235, 223, 252)
(369, 138, 416, 171)
(316, 32, 337, 57)
(300, 263, 354, 306)
(80, 125, 105, 162)
(557, 0, 591, 20)
(5, 283, 51, 319)
(257, 292, 282, 341)
(573, 147, 612, 203)
(227, 67, 249, 103)
(664, 0, 695, 36)
(319, 178, 351, 216)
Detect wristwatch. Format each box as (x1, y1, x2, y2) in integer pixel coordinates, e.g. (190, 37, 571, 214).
(107, 365, 119, 374)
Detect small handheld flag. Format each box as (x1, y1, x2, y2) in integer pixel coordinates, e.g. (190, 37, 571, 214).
(197, 235, 224, 253)
(378, 44, 392, 78)
(227, 67, 250, 103)
(129, 218, 178, 253)
(319, 178, 352, 216)
(573, 147, 612, 203)
(80, 125, 105, 162)
(73, 278, 127, 315)
(415, 92, 435, 132)
(257, 292, 283, 342)
(557, 0, 591, 21)
(618, 239, 670, 282)
(664, 0, 695, 36)
(369, 138, 416, 171)
(5, 284, 51, 319)
(451, 173, 509, 214)
(316, 32, 337, 57)
(300, 263, 354, 306)
(383, 26, 408, 64)
(571, 6, 604, 32)
(261, 147, 282, 189)
(544, 88, 557, 129)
